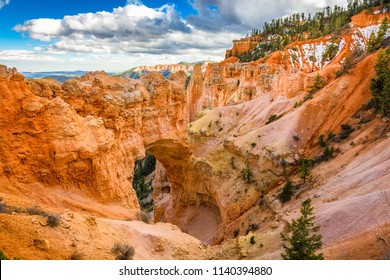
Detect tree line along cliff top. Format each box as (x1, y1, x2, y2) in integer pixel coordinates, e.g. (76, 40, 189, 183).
(226, 0, 390, 62)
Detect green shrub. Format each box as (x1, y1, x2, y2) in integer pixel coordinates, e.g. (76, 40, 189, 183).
(311, 73, 324, 93)
(318, 134, 327, 147)
(294, 100, 303, 108)
(340, 124, 354, 140)
(250, 236, 256, 245)
(327, 131, 335, 141)
(323, 42, 339, 61)
(0, 199, 23, 214)
(323, 146, 335, 159)
(278, 180, 295, 203)
(0, 201, 11, 214)
(266, 114, 283, 125)
(303, 74, 324, 101)
(335, 56, 354, 77)
(0, 250, 10, 260)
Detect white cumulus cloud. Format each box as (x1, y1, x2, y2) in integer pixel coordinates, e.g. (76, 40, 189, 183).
(13, 3, 239, 57)
(187, 0, 348, 31)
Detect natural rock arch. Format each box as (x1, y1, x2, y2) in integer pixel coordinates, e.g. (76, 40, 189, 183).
(1, 66, 224, 244)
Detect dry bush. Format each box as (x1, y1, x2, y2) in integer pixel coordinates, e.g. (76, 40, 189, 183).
(47, 215, 60, 227)
(111, 243, 135, 260)
(26, 206, 49, 217)
(68, 250, 83, 260)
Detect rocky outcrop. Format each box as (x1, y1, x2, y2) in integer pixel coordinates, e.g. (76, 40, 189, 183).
(2, 66, 224, 244)
(2, 68, 188, 217)
(187, 59, 319, 120)
(226, 37, 261, 58)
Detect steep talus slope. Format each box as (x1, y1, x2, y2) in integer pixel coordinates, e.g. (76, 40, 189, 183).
(185, 51, 388, 241)
(0, 206, 212, 260)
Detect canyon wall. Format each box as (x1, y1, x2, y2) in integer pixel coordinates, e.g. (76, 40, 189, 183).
(1, 67, 189, 218)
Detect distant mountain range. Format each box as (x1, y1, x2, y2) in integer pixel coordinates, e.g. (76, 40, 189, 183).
(21, 71, 91, 83)
(21, 61, 214, 83)
(114, 61, 214, 79)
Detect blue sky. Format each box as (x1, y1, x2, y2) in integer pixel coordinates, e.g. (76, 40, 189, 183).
(0, 0, 347, 72)
(0, 1, 194, 48)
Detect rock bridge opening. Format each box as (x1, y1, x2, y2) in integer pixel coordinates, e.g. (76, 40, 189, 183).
(131, 139, 223, 245)
(132, 153, 159, 214)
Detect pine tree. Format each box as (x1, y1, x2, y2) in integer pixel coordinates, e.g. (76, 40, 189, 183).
(241, 160, 254, 183)
(280, 199, 324, 260)
(377, 17, 389, 46)
(370, 48, 390, 116)
(368, 17, 389, 52)
(367, 31, 378, 52)
(312, 73, 324, 92)
(299, 157, 312, 184)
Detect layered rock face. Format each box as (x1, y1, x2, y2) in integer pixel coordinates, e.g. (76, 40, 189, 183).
(178, 8, 390, 251)
(187, 62, 315, 122)
(226, 37, 261, 58)
(188, 8, 390, 120)
(1, 65, 223, 244)
(1, 67, 188, 217)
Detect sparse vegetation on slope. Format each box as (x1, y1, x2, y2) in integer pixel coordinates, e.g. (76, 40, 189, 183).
(1, 198, 61, 227)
